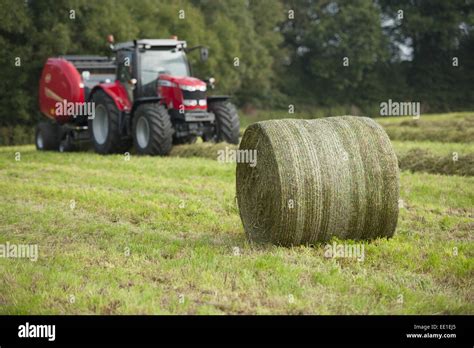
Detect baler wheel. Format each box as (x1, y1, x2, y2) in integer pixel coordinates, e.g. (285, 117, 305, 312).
(35, 121, 61, 151)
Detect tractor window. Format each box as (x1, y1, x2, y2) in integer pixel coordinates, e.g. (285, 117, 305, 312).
(140, 49, 190, 85)
(117, 51, 133, 83)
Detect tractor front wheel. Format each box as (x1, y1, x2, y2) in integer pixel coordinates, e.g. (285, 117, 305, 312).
(208, 101, 240, 144)
(133, 104, 173, 156)
(35, 121, 61, 151)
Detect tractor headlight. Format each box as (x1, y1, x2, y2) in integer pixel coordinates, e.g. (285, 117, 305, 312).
(183, 99, 198, 106)
(180, 84, 196, 91)
(198, 99, 207, 106)
(180, 84, 207, 92)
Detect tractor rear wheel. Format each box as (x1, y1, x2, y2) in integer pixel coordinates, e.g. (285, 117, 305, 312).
(89, 90, 131, 154)
(133, 104, 173, 156)
(208, 101, 240, 144)
(35, 121, 61, 151)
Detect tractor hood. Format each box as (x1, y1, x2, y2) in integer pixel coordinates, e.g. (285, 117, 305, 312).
(157, 74, 208, 111)
(159, 74, 207, 91)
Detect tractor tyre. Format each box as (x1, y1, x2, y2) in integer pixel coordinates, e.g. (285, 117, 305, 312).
(35, 121, 61, 151)
(133, 103, 173, 156)
(89, 90, 131, 154)
(208, 101, 240, 144)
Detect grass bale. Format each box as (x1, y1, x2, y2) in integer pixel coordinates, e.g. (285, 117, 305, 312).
(236, 116, 399, 246)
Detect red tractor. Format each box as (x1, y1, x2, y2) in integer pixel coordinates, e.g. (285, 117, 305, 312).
(37, 37, 240, 155)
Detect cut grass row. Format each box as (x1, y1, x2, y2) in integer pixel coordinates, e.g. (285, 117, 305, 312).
(384, 126, 473, 144)
(171, 140, 474, 158)
(169, 140, 474, 176)
(0, 146, 472, 314)
(398, 149, 473, 176)
(240, 112, 474, 143)
(238, 109, 474, 128)
(0, 111, 471, 146)
(375, 113, 473, 143)
(391, 140, 474, 156)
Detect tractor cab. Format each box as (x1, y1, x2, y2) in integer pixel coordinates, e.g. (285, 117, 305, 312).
(113, 39, 197, 100)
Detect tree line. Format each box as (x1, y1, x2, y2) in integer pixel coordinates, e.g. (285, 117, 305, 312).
(0, 0, 472, 127)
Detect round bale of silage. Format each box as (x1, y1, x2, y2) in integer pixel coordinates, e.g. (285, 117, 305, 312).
(236, 116, 399, 246)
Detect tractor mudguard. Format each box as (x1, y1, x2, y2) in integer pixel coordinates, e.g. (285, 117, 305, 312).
(89, 82, 132, 112)
(207, 95, 231, 103)
(131, 97, 162, 114)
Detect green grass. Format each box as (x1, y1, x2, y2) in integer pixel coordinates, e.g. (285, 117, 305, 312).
(375, 112, 473, 125)
(241, 111, 474, 144)
(397, 149, 473, 176)
(392, 140, 474, 157)
(167, 140, 474, 176)
(378, 112, 474, 143)
(240, 107, 354, 128)
(241, 111, 474, 128)
(0, 143, 473, 314)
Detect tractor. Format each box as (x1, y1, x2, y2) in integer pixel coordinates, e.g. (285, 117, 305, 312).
(37, 36, 240, 155)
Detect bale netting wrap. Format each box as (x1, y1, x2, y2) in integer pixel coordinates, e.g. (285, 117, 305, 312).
(236, 116, 399, 246)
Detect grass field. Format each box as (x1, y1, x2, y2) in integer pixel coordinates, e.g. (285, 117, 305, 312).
(0, 112, 473, 314)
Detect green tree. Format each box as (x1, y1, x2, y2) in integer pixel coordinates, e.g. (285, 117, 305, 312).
(379, 0, 474, 110)
(0, 0, 32, 126)
(280, 0, 388, 105)
(194, 0, 285, 104)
